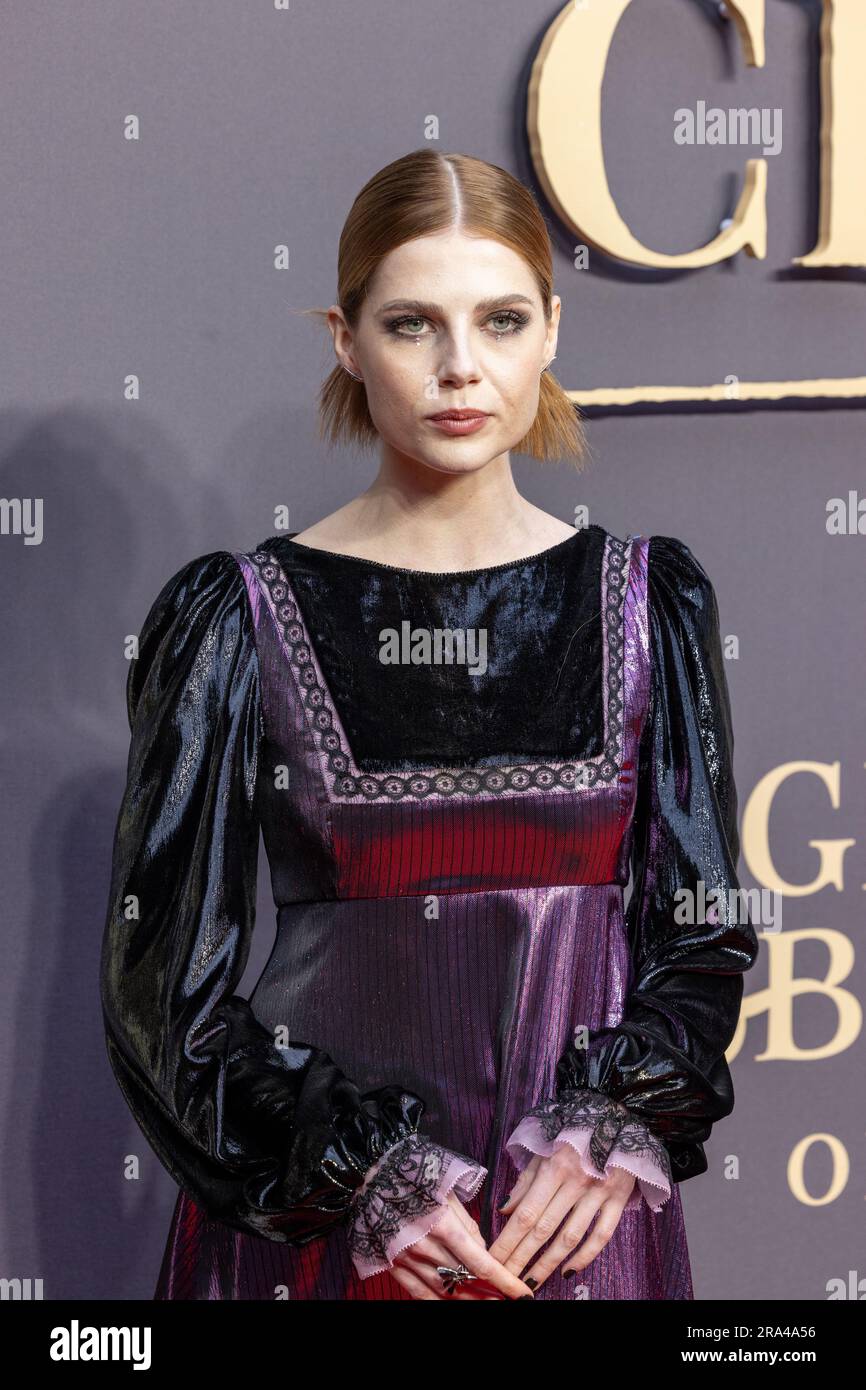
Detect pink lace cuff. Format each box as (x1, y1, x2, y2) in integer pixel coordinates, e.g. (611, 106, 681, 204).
(345, 1131, 488, 1279)
(505, 1087, 672, 1213)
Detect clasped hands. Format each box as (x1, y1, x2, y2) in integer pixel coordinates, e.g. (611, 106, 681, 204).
(387, 1144, 635, 1300)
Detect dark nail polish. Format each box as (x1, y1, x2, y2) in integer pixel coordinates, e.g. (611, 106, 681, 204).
(524, 1277, 538, 1289)
(563, 1269, 576, 1281)
(498, 1193, 512, 1210)
(518, 1294, 534, 1299)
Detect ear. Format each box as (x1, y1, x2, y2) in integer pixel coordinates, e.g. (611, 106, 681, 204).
(543, 294, 561, 365)
(327, 305, 361, 377)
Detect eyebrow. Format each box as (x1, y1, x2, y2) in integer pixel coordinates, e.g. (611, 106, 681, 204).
(376, 294, 535, 315)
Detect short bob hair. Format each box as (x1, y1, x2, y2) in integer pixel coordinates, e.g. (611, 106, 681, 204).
(304, 149, 588, 467)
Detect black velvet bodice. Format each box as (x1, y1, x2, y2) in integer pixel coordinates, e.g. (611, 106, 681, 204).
(259, 526, 605, 771)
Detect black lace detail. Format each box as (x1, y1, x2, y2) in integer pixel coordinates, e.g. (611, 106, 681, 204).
(522, 1086, 672, 1185)
(345, 1133, 470, 1267)
(243, 533, 633, 801)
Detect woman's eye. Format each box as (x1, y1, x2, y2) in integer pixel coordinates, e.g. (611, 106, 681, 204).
(487, 311, 529, 334)
(389, 316, 428, 336)
(386, 310, 530, 338)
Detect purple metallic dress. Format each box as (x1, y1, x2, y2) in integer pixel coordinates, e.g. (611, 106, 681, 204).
(100, 524, 759, 1300)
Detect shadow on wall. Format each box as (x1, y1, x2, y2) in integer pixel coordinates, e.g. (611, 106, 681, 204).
(0, 404, 299, 1298)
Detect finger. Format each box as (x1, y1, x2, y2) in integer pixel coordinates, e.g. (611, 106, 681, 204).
(434, 1216, 537, 1299)
(512, 1191, 606, 1289)
(451, 1285, 505, 1300)
(398, 1231, 488, 1299)
(419, 1227, 512, 1300)
(446, 1192, 483, 1241)
(396, 1217, 500, 1299)
(446, 1265, 509, 1300)
(399, 1247, 492, 1300)
(495, 1156, 539, 1221)
(441, 1196, 515, 1296)
(388, 1262, 443, 1300)
(498, 1180, 587, 1281)
(522, 1189, 622, 1284)
(488, 1163, 572, 1265)
(394, 1205, 536, 1300)
(527, 1173, 633, 1284)
(394, 1227, 482, 1299)
(559, 1200, 626, 1276)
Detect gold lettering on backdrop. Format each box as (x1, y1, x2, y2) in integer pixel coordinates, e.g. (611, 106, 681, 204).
(528, 0, 767, 268)
(795, 0, 866, 268)
(741, 762, 855, 896)
(787, 1134, 849, 1206)
(724, 759, 863, 1067)
(574, 376, 866, 407)
(729, 930, 861, 1063)
(528, 0, 866, 406)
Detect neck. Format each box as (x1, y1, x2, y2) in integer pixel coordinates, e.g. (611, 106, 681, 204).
(347, 445, 547, 568)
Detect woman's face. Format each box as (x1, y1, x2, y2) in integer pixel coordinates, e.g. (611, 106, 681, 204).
(329, 230, 560, 475)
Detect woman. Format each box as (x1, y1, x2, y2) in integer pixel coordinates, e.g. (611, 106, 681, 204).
(100, 149, 759, 1301)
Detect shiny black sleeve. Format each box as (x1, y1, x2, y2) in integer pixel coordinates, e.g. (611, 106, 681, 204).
(554, 534, 760, 1184)
(100, 550, 426, 1245)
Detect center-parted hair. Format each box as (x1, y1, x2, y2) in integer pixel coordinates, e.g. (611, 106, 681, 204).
(306, 149, 588, 466)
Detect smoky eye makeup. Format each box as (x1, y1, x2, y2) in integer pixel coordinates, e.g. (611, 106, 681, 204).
(381, 307, 533, 338)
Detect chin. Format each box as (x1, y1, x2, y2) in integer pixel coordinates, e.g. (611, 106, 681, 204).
(415, 446, 505, 476)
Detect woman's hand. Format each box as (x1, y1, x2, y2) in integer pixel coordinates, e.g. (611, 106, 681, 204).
(487, 1145, 635, 1290)
(387, 1192, 537, 1300)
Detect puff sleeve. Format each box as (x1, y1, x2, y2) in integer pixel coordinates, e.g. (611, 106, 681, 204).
(100, 549, 486, 1255)
(506, 535, 760, 1202)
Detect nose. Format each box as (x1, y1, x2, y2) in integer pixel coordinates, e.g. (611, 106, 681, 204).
(435, 326, 482, 390)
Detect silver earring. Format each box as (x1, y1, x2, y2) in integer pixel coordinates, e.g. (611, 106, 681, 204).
(341, 363, 363, 382)
(541, 354, 557, 374)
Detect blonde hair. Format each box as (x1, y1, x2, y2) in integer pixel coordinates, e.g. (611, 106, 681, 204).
(301, 149, 588, 467)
